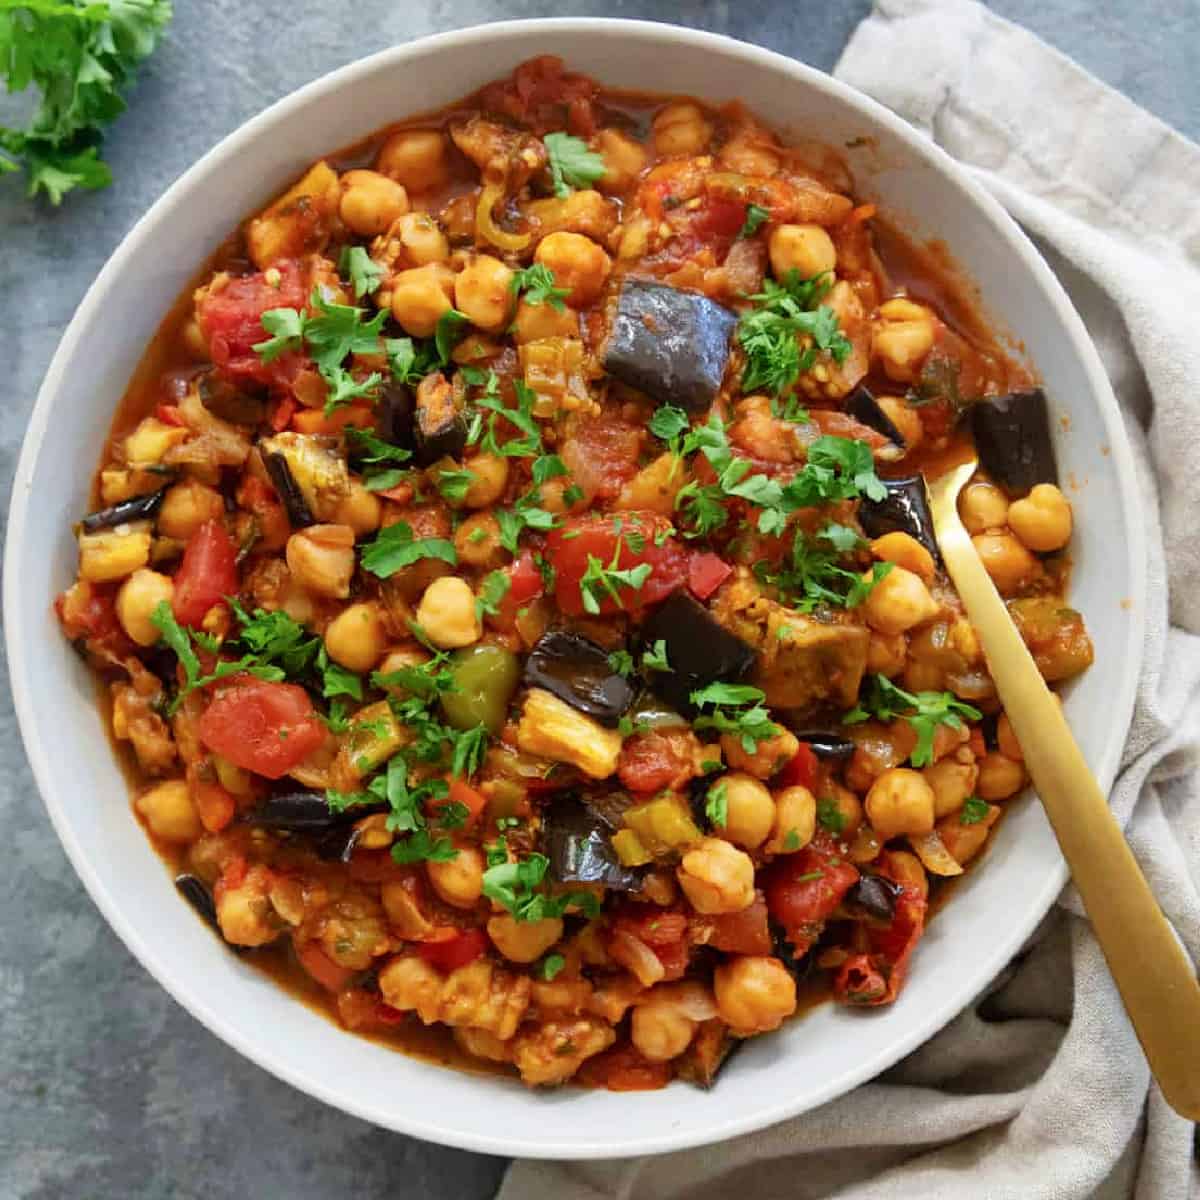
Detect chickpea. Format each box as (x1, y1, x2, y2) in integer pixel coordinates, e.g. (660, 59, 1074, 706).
(720, 724, 798, 781)
(333, 480, 382, 536)
(534, 231, 611, 308)
(676, 837, 755, 914)
(972, 532, 1039, 595)
(447, 514, 499, 569)
(285, 524, 356, 599)
(765, 784, 816, 854)
(376, 128, 449, 191)
(768, 224, 837, 281)
(513, 297, 579, 344)
(716, 772, 776, 850)
(135, 779, 200, 843)
(158, 479, 224, 540)
(339, 169, 408, 237)
(115, 569, 174, 646)
(390, 263, 454, 337)
(976, 751, 1026, 801)
(873, 297, 935, 383)
(461, 453, 509, 509)
(870, 531, 935, 584)
(391, 210, 450, 266)
(718, 128, 781, 177)
(631, 986, 705, 1063)
(652, 101, 712, 157)
(594, 128, 648, 193)
(922, 757, 980, 819)
(324, 602, 388, 674)
(454, 254, 514, 332)
(958, 479, 1009, 534)
(877, 396, 923, 452)
(1007, 483, 1073, 553)
(714, 956, 797, 1035)
(865, 767, 936, 839)
(866, 631, 908, 677)
(215, 866, 279, 947)
(997, 712, 1023, 762)
(180, 316, 210, 360)
(863, 565, 940, 635)
(426, 845, 484, 908)
(487, 914, 563, 963)
(416, 576, 481, 649)
(824, 782, 864, 838)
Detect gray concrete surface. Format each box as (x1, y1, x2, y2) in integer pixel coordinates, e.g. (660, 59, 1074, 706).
(2, 2, 1197, 1197)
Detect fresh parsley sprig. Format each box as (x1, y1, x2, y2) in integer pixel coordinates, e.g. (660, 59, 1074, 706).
(543, 131, 605, 199)
(843, 675, 982, 768)
(689, 682, 781, 753)
(509, 263, 570, 312)
(482, 845, 601, 923)
(359, 520, 457, 579)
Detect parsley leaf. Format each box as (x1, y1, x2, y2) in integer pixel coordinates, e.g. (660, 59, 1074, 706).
(816, 797, 846, 834)
(437, 467, 476, 504)
(642, 639, 671, 673)
(482, 850, 601, 923)
(737, 203, 771, 240)
(509, 263, 570, 312)
(689, 682, 780, 753)
(843, 674, 982, 768)
(360, 520, 457, 579)
(474, 569, 511, 622)
(648, 404, 690, 448)
(537, 953, 566, 982)
(705, 781, 728, 828)
(543, 131, 605, 198)
(346, 426, 411, 466)
(607, 649, 635, 678)
(959, 796, 991, 825)
(0, 0, 172, 204)
(450, 724, 489, 780)
(578, 549, 652, 616)
(755, 523, 892, 613)
(338, 245, 384, 300)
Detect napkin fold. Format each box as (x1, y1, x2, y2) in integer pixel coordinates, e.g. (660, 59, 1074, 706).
(500, 3, 1200, 1195)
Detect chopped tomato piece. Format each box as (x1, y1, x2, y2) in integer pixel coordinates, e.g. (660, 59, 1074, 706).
(546, 513, 688, 616)
(417, 928, 488, 972)
(691, 894, 772, 956)
(776, 743, 818, 790)
(197, 678, 327, 780)
(56, 580, 128, 653)
(196, 259, 310, 389)
(488, 549, 544, 629)
(611, 906, 690, 980)
(763, 833, 859, 957)
(298, 940, 357, 993)
(430, 779, 487, 830)
(577, 1042, 672, 1091)
(172, 520, 238, 628)
(686, 552, 732, 601)
(155, 403, 185, 427)
(617, 728, 698, 795)
(336, 987, 407, 1030)
(270, 396, 296, 431)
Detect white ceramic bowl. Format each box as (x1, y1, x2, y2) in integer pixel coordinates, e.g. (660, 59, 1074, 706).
(6, 18, 1145, 1159)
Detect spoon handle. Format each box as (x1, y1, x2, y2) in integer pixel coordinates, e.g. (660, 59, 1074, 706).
(934, 478, 1200, 1120)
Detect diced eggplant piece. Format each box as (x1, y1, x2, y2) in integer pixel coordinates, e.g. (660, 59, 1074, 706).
(845, 384, 905, 447)
(375, 380, 417, 452)
(544, 795, 643, 891)
(641, 590, 756, 715)
(857, 474, 940, 564)
(263, 450, 315, 527)
(175, 874, 221, 935)
(524, 631, 635, 728)
(315, 824, 365, 863)
(79, 488, 167, 533)
(198, 371, 267, 427)
(769, 919, 812, 982)
(676, 1019, 740, 1089)
(414, 372, 467, 466)
(791, 730, 856, 760)
(244, 791, 383, 831)
(603, 278, 736, 413)
(968, 387, 1058, 495)
(259, 432, 350, 520)
(580, 789, 636, 832)
(845, 872, 903, 922)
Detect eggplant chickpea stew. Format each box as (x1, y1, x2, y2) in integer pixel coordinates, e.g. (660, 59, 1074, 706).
(57, 58, 1093, 1090)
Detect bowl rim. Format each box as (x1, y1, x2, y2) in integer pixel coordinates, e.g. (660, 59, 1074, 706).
(5, 16, 1146, 1159)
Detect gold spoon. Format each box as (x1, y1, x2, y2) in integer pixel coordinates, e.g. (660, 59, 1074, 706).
(928, 458, 1200, 1120)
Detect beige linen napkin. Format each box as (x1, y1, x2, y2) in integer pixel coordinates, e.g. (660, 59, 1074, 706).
(499, 3, 1200, 1196)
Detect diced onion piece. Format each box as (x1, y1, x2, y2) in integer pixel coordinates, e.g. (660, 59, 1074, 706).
(610, 930, 665, 987)
(908, 830, 964, 877)
(476, 182, 530, 253)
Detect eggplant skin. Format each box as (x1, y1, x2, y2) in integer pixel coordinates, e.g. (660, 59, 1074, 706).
(640, 589, 755, 715)
(603, 278, 736, 413)
(263, 451, 315, 527)
(846, 873, 902, 922)
(524, 630, 635, 727)
(846, 384, 905, 447)
(789, 730, 856, 760)
(174, 874, 221, 934)
(80, 488, 167, 533)
(968, 387, 1058, 495)
(857, 474, 940, 564)
(244, 791, 380, 831)
(414, 374, 467, 466)
(544, 795, 643, 891)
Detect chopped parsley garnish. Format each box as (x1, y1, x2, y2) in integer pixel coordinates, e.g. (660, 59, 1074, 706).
(482, 849, 601, 922)
(960, 796, 990, 825)
(509, 263, 570, 311)
(782, 829, 802, 851)
(437, 467, 476, 504)
(844, 675, 982, 769)
(755, 522, 892, 612)
(689, 682, 780, 753)
(338, 245, 384, 300)
(578, 541, 653, 615)
(537, 953, 567, 982)
(607, 649, 635, 678)
(737, 270, 852, 396)
(474, 569, 512, 622)
(737, 203, 771, 240)
(816, 797, 846, 834)
(648, 404, 690, 450)
(641, 639, 671, 673)
(360, 520, 457, 579)
(705, 781, 728, 828)
(543, 131, 605, 198)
